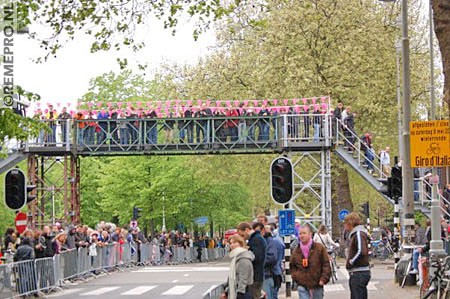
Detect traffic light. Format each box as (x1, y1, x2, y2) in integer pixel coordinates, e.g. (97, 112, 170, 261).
(132, 206, 142, 220)
(359, 202, 370, 218)
(391, 165, 402, 198)
(26, 185, 37, 203)
(270, 157, 294, 204)
(4, 168, 26, 210)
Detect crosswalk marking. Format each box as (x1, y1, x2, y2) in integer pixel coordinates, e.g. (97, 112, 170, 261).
(324, 284, 346, 292)
(339, 268, 350, 279)
(367, 281, 379, 291)
(162, 285, 194, 295)
(120, 286, 157, 295)
(80, 287, 119, 296)
(133, 266, 228, 273)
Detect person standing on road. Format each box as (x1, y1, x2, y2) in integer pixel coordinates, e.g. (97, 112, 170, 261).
(291, 224, 330, 299)
(344, 212, 371, 299)
(237, 222, 267, 299)
(222, 234, 255, 299)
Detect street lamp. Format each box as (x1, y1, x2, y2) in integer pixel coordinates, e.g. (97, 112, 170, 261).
(379, 0, 414, 242)
(379, 0, 444, 256)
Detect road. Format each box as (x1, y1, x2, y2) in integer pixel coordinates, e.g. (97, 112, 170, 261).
(48, 261, 420, 299)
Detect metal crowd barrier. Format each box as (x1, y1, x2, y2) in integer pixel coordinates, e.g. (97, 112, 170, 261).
(202, 283, 226, 299)
(0, 243, 227, 298)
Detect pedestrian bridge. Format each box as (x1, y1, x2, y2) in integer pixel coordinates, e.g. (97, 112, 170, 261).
(22, 114, 333, 156)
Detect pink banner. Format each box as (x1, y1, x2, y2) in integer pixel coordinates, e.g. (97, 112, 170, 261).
(302, 98, 307, 104)
(146, 102, 152, 108)
(225, 100, 231, 107)
(117, 102, 122, 108)
(127, 102, 133, 107)
(294, 106, 301, 113)
(272, 99, 278, 106)
(136, 101, 142, 108)
(312, 98, 316, 104)
(321, 96, 328, 103)
(165, 100, 171, 107)
(322, 103, 328, 111)
(254, 107, 261, 114)
(36, 102, 41, 108)
(215, 101, 221, 107)
(234, 100, 240, 107)
(197, 99, 202, 106)
(283, 99, 289, 106)
(243, 100, 248, 106)
(175, 99, 180, 106)
(292, 99, 298, 105)
(106, 102, 112, 108)
(253, 100, 258, 106)
(187, 100, 192, 106)
(303, 105, 309, 111)
(87, 102, 93, 108)
(206, 99, 211, 106)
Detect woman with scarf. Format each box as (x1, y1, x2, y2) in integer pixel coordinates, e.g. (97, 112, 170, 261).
(221, 234, 255, 299)
(291, 224, 330, 299)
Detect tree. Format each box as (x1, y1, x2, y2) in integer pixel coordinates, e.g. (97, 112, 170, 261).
(432, 0, 450, 113)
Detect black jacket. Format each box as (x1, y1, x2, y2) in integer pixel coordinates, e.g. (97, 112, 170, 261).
(248, 230, 267, 283)
(14, 244, 35, 262)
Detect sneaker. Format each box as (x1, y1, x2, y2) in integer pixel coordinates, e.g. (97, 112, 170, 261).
(409, 269, 419, 275)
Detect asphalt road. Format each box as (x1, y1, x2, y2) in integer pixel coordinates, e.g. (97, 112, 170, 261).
(48, 260, 421, 299)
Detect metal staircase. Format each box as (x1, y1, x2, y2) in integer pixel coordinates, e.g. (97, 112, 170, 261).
(334, 119, 449, 218)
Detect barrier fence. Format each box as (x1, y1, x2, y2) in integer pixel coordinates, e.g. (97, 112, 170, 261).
(0, 243, 227, 298)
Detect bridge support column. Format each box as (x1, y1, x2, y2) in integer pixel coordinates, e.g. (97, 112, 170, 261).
(27, 154, 80, 228)
(288, 149, 332, 232)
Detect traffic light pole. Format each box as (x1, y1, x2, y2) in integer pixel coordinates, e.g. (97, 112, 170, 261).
(284, 203, 292, 298)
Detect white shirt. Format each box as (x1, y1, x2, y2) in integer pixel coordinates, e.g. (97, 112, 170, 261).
(314, 232, 339, 250)
(380, 150, 390, 166)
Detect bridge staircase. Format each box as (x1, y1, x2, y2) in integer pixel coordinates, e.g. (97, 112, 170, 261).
(334, 120, 449, 218)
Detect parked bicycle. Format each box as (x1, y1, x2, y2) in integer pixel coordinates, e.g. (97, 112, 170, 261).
(328, 246, 339, 284)
(371, 238, 394, 260)
(420, 255, 450, 299)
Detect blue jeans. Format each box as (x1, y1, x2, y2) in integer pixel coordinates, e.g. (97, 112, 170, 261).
(412, 249, 420, 271)
(262, 277, 275, 299)
(119, 128, 128, 145)
(297, 285, 324, 299)
(365, 150, 375, 170)
(349, 271, 371, 299)
(313, 123, 321, 142)
(414, 180, 419, 201)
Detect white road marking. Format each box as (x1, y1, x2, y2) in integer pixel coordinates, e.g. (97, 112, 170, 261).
(184, 274, 189, 277)
(339, 268, 350, 279)
(120, 286, 157, 295)
(162, 285, 194, 295)
(133, 266, 228, 273)
(367, 281, 379, 291)
(80, 287, 119, 296)
(324, 284, 346, 292)
(48, 288, 83, 297)
(172, 279, 178, 283)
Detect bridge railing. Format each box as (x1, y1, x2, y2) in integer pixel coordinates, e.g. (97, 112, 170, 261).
(335, 118, 386, 179)
(416, 177, 450, 218)
(23, 114, 334, 153)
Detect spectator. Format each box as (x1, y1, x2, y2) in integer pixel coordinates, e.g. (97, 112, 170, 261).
(344, 212, 371, 299)
(291, 224, 330, 299)
(313, 224, 339, 250)
(262, 225, 278, 299)
(222, 234, 254, 299)
(380, 147, 391, 177)
(333, 101, 343, 136)
(53, 232, 68, 254)
(237, 222, 267, 299)
(268, 224, 284, 299)
(58, 107, 72, 144)
(414, 223, 426, 246)
(14, 237, 35, 262)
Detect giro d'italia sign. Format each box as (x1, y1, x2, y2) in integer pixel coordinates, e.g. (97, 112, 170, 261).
(410, 120, 450, 168)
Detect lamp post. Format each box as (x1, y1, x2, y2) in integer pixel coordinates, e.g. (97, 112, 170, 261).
(428, 0, 445, 258)
(395, 40, 403, 160)
(379, 0, 414, 241)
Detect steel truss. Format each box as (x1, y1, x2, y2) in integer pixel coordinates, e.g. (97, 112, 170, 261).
(27, 154, 80, 228)
(287, 149, 332, 232)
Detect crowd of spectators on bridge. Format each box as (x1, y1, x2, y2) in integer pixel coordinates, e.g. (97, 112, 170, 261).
(31, 99, 332, 147)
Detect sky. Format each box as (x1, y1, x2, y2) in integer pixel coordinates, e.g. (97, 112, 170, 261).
(13, 18, 216, 109)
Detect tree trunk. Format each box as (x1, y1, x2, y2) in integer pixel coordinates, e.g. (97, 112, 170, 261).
(432, 0, 450, 111)
(331, 166, 354, 239)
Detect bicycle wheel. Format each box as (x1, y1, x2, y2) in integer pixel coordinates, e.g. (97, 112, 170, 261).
(332, 259, 338, 283)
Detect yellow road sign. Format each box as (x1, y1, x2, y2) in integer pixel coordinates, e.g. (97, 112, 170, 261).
(410, 120, 450, 168)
